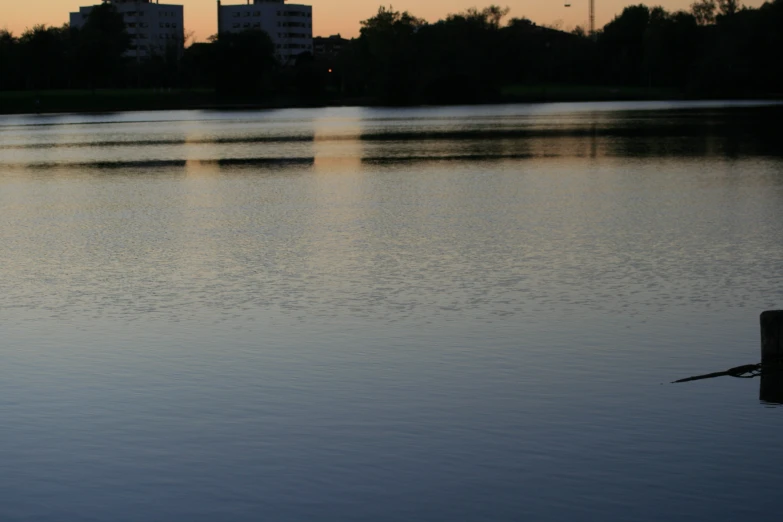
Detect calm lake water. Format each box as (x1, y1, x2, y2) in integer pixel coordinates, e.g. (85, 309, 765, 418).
(1, 101, 782, 522)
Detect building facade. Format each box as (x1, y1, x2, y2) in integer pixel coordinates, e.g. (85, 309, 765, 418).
(218, 0, 313, 64)
(70, 0, 184, 60)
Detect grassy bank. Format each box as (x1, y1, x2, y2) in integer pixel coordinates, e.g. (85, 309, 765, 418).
(0, 85, 729, 115)
(0, 89, 221, 115)
(499, 84, 681, 103)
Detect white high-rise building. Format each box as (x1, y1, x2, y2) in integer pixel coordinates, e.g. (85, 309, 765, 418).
(218, 0, 313, 64)
(70, 0, 184, 60)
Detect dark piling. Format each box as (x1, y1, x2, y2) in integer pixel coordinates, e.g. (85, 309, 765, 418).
(760, 311, 783, 404)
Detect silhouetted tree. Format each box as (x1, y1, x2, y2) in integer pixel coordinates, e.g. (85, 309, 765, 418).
(181, 42, 218, 89)
(213, 30, 277, 96)
(643, 9, 699, 89)
(357, 6, 425, 104)
(417, 6, 511, 103)
(77, 2, 130, 88)
(599, 5, 651, 85)
(503, 15, 595, 87)
(717, 0, 742, 16)
(18, 25, 76, 90)
(0, 30, 20, 91)
(691, 0, 717, 25)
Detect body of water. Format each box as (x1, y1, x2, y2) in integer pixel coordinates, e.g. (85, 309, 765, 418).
(1, 101, 782, 521)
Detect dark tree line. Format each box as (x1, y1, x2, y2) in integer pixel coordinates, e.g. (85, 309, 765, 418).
(338, 1, 783, 104)
(1, 1, 782, 104)
(0, 2, 305, 98)
(596, 0, 783, 96)
(0, 3, 132, 91)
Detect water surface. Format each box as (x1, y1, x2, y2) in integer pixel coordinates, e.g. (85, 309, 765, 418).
(1, 101, 782, 522)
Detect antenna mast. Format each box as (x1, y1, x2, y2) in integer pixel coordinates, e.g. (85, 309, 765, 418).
(589, 0, 595, 38)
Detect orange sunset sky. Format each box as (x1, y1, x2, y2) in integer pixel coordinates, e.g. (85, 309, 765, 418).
(1, 0, 767, 42)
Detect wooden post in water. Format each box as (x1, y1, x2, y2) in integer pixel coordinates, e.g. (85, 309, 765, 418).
(760, 311, 783, 404)
(761, 311, 783, 361)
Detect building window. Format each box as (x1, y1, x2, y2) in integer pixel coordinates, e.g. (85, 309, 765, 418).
(253, 11, 260, 16)
(233, 23, 240, 28)
(233, 12, 240, 18)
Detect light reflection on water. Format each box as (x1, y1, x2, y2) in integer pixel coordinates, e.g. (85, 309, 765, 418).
(1, 102, 782, 522)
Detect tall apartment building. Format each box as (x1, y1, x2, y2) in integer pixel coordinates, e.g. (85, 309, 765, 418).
(70, 0, 184, 60)
(217, 0, 313, 64)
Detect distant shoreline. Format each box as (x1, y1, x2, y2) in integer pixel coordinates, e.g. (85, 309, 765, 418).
(1, 88, 781, 116)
